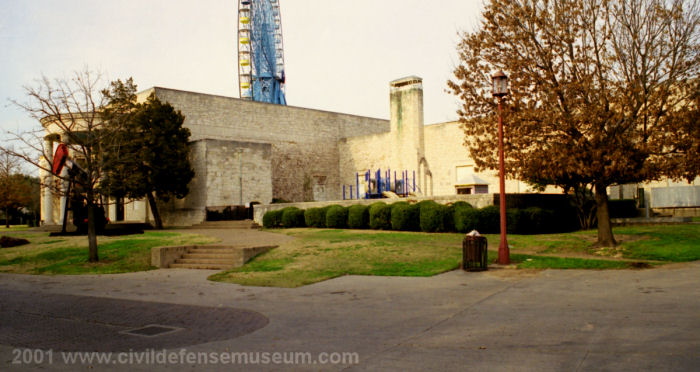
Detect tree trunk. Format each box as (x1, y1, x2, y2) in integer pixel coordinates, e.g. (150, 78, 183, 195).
(5, 208, 9, 228)
(87, 202, 99, 262)
(146, 191, 163, 230)
(594, 183, 617, 247)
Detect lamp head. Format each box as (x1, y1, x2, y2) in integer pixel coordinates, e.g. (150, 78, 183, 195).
(492, 70, 509, 97)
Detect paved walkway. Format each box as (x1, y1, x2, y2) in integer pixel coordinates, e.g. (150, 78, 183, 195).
(174, 225, 295, 247)
(0, 227, 698, 371)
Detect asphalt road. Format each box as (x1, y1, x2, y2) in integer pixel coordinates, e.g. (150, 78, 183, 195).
(1, 261, 698, 371)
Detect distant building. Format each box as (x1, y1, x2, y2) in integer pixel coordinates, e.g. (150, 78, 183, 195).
(40, 77, 699, 226)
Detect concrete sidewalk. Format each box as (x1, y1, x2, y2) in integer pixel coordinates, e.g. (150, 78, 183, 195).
(1, 258, 699, 371)
(176, 226, 295, 247)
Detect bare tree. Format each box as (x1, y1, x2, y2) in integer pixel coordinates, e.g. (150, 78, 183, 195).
(3, 69, 119, 262)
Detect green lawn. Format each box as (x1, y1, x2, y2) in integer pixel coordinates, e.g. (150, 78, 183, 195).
(211, 229, 465, 287)
(616, 225, 700, 262)
(0, 231, 217, 275)
(2, 224, 696, 284)
(0, 225, 33, 232)
(210, 224, 698, 287)
(512, 254, 636, 270)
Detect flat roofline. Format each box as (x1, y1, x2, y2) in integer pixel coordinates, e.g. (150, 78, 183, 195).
(425, 120, 460, 127)
(390, 76, 423, 85)
(141, 86, 389, 122)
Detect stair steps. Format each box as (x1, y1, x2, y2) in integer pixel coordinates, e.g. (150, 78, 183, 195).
(167, 245, 275, 270)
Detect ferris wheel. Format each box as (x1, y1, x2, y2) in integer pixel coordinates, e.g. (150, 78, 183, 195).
(238, 0, 286, 105)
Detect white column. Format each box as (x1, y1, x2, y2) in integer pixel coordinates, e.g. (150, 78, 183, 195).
(42, 137, 55, 225)
(41, 166, 54, 225)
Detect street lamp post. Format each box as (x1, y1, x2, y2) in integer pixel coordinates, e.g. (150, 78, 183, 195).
(492, 70, 510, 265)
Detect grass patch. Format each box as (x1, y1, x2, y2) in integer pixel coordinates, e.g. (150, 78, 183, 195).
(211, 229, 465, 287)
(507, 232, 592, 254)
(235, 258, 294, 273)
(616, 225, 700, 262)
(511, 254, 633, 270)
(214, 224, 698, 288)
(0, 225, 32, 232)
(0, 231, 217, 275)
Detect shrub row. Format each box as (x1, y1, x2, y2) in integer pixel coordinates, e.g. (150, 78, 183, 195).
(263, 201, 574, 234)
(608, 199, 639, 218)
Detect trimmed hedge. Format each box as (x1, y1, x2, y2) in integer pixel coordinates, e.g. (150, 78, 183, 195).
(419, 200, 449, 233)
(445, 204, 457, 232)
(608, 199, 639, 218)
(509, 207, 561, 234)
(478, 205, 501, 234)
(304, 207, 327, 228)
(266, 200, 574, 235)
(506, 208, 522, 234)
(523, 207, 555, 234)
(369, 202, 392, 230)
(262, 209, 284, 228)
(326, 205, 349, 228)
(454, 204, 479, 233)
(391, 202, 420, 231)
(451, 201, 473, 210)
(281, 207, 306, 228)
(347, 205, 370, 229)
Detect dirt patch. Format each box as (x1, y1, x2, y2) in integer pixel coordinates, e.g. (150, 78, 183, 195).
(589, 234, 650, 258)
(0, 236, 30, 248)
(629, 262, 653, 269)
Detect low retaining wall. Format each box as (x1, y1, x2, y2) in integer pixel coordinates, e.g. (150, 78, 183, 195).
(151, 245, 191, 268)
(651, 207, 700, 218)
(161, 208, 207, 227)
(612, 216, 693, 226)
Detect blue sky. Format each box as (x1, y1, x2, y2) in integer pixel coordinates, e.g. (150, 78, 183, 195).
(0, 0, 483, 137)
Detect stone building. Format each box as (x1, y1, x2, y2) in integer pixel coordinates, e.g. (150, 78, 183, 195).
(40, 76, 699, 226)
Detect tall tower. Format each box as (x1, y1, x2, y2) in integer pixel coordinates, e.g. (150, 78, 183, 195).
(390, 76, 426, 192)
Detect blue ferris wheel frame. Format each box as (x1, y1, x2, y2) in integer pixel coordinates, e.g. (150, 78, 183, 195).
(240, 0, 286, 105)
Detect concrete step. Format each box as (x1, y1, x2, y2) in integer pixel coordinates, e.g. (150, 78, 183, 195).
(182, 253, 240, 260)
(185, 249, 239, 254)
(189, 246, 241, 253)
(157, 244, 277, 271)
(169, 263, 232, 270)
(174, 258, 237, 265)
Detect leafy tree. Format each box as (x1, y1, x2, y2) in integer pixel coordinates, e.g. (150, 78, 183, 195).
(20, 174, 42, 225)
(0, 151, 33, 227)
(449, 0, 699, 246)
(100, 82, 194, 229)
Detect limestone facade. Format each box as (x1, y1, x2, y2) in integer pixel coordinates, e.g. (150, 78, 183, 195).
(138, 87, 391, 224)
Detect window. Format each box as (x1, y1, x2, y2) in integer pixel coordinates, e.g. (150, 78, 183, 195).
(456, 187, 473, 195)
